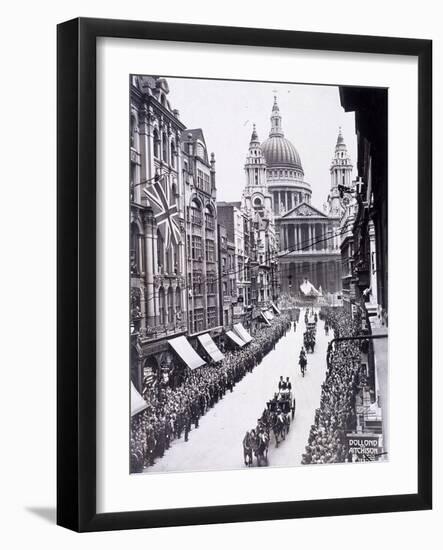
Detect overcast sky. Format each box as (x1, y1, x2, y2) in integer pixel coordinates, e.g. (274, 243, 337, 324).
(162, 77, 357, 209)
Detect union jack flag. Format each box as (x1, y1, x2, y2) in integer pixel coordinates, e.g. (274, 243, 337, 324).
(144, 175, 181, 249)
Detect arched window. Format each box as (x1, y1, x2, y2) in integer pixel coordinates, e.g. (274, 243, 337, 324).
(162, 133, 168, 162)
(130, 115, 137, 148)
(157, 229, 164, 271)
(153, 129, 160, 158)
(159, 287, 166, 324)
(171, 140, 176, 168)
(166, 245, 173, 273)
(130, 222, 139, 274)
(175, 287, 181, 315)
(190, 198, 202, 225)
(205, 204, 214, 230)
(167, 287, 174, 323)
(253, 197, 262, 207)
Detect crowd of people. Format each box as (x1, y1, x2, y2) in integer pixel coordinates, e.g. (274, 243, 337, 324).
(131, 314, 292, 473)
(302, 308, 368, 465)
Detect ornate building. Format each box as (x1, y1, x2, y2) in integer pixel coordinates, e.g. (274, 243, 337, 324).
(250, 97, 347, 298)
(182, 129, 221, 336)
(130, 76, 221, 392)
(241, 125, 279, 308)
(130, 76, 187, 390)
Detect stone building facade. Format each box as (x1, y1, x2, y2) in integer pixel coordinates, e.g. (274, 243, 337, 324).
(129, 76, 220, 392)
(243, 97, 346, 299)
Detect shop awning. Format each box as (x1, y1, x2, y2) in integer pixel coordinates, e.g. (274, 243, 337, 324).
(263, 310, 274, 321)
(197, 332, 224, 362)
(225, 330, 246, 348)
(260, 311, 271, 326)
(131, 382, 148, 417)
(233, 323, 253, 344)
(271, 301, 281, 315)
(168, 335, 206, 370)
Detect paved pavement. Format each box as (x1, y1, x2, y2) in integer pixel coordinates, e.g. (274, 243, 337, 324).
(147, 308, 332, 474)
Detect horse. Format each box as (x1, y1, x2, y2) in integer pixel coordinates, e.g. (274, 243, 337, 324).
(252, 430, 269, 466)
(299, 356, 307, 377)
(242, 430, 254, 467)
(271, 412, 287, 447)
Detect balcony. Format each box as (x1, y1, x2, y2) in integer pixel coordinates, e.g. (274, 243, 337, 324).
(144, 321, 187, 341)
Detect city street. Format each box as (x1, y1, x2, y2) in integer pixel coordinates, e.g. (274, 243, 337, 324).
(148, 308, 333, 473)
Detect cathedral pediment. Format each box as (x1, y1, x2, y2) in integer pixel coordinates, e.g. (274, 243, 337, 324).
(281, 202, 329, 219)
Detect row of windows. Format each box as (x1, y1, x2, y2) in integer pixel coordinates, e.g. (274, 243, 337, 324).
(196, 169, 211, 194)
(158, 286, 182, 326)
(268, 169, 302, 179)
(153, 129, 177, 168)
(189, 271, 218, 296)
(186, 235, 216, 262)
(190, 306, 218, 333)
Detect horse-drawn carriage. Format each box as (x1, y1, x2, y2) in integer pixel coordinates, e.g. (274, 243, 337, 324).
(267, 388, 296, 420)
(242, 384, 296, 466)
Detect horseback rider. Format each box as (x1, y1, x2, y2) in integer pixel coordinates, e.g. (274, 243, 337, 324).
(299, 347, 307, 375)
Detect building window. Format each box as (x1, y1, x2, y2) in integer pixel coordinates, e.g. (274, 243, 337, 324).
(157, 229, 164, 272)
(175, 287, 181, 315)
(193, 308, 204, 332)
(159, 287, 166, 324)
(205, 205, 214, 230)
(167, 287, 174, 323)
(190, 198, 202, 225)
(171, 141, 176, 168)
(153, 129, 160, 158)
(207, 307, 217, 328)
(162, 133, 168, 162)
(193, 270, 203, 295)
(205, 239, 215, 262)
(191, 235, 202, 260)
(130, 115, 137, 148)
(207, 272, 216, 294)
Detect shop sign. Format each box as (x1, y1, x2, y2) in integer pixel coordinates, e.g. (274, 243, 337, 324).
(346, 434, 381, 461)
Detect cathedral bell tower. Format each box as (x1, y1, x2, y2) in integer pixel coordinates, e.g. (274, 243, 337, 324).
(242, 124, 273, 219)
(329, 127, 353, 217)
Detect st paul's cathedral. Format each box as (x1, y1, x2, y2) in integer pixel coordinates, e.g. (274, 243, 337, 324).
(241, 97, 353, 298)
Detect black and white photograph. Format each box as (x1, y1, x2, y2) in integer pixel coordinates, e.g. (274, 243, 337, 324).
(129, 75, 388, 475)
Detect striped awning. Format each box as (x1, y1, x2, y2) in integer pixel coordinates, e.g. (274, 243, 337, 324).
(263, 310, 274, 321)
(168, 335, 206, 370)
(233, 323, 253, 344)
(131, 382, 148, 417)
(261, 311, 271, 326)
(197, 332, 224, 362)
(225, 330, 246, 348)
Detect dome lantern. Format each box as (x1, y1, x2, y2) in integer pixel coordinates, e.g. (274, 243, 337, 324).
(261, 97, 303, 173)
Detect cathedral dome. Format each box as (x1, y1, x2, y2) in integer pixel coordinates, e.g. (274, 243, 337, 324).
(261, 135, 303, 172)
(261, 96, 304, 173)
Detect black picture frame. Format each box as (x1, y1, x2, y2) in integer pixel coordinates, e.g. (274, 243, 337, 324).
(57, 17, 432, 532)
